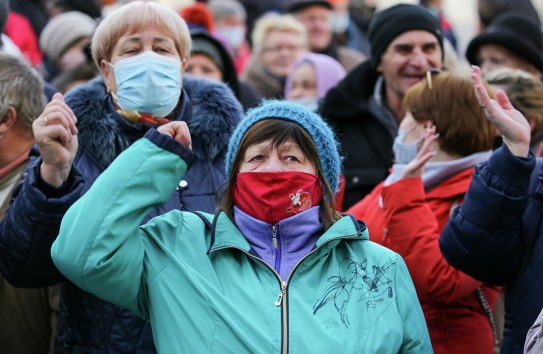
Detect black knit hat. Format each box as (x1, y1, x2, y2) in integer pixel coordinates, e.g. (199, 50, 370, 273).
(287, 0, 332, 13)
(368, 4, 443, 68)
(466, 13, 543, 72)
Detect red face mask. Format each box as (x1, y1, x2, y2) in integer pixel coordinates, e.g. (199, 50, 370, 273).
(232, 171, 322, 224)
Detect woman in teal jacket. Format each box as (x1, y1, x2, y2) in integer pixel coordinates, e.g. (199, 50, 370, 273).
(51, 100, 432, 353)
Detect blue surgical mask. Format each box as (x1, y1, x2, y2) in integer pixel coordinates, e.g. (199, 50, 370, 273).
(393, 128, 421, 164)
(110, 51, 182, 117)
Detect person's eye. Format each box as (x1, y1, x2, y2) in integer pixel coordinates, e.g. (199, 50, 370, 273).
(155, 47, 172, 53)
(422, 43, 438, 53)
(248, 154, 264, 162)
(285, 155, 301, 162)
(395, 45, 412, 54)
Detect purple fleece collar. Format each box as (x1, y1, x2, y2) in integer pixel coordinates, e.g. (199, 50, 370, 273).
(233, 205, 324, 280)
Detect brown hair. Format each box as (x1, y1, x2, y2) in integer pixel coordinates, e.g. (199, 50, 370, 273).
(403, 71, 495, 156)
(219, 119, 341, 230)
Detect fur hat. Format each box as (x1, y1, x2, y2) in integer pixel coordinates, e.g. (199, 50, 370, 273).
(39, 11, 96, 62)
(466, 13, 543, 72)
(368, 4, 443, 68)
(225, 100, 342, 192)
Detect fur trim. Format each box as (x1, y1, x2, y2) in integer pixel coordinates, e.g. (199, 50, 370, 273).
(64, 76, 243, 167)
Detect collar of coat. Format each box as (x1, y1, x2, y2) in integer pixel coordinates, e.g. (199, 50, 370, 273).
(319, 60, 380, 121)
(64, 76, 243, 168)
(201, 211, 368, 255)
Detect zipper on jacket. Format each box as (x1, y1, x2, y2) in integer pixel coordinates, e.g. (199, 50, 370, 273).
(212, 233, 360, 354)
(275, 281, 287, 306)
(271, 224, 278, 249)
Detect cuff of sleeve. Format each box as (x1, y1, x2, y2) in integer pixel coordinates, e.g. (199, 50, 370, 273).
(484, 144, 535, 195)
(144, 128, 194, 168)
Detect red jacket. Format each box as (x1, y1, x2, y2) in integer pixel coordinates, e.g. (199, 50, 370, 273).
(348, 168, 499, 354)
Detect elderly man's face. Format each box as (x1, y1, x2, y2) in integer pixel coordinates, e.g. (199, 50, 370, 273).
(377, 30, 442, 106)
(294, 6, 332, 52)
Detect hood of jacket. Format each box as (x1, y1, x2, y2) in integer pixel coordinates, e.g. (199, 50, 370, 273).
(319, 60, 379, 121)
(64, 75, 243, 167)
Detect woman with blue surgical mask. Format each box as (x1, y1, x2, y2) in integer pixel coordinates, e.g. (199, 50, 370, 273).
(0, 1, 244, 353)
(101, 22, 185, 121)
(347, 71, 500, 354)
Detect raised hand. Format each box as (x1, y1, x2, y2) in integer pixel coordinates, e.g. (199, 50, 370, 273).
(471, 65, 531, 157)
(33, 93, 78, 187)
(399, 125, 437, 180)
(157, 121, 192, 151)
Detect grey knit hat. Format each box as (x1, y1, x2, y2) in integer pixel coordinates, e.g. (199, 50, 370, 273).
(39, 11, 96, 62)
(225, 100, 342, 193)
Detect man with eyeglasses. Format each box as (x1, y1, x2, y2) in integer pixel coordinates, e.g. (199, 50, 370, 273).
(286, 0, 365, 72)
(319, 3, 444, 210)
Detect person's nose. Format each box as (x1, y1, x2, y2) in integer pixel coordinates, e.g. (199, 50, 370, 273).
(262, 154, 282, 172)
(410, 48, 429, 68)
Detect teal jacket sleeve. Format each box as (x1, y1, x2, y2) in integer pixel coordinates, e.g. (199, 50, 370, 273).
(51, 129, 191, 317)
(395, 254, 434, 353)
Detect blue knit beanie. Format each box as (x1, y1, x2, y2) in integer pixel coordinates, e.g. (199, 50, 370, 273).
(225, 100, 342, 193)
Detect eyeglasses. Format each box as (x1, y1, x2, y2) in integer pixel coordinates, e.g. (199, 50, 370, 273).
(425, 67, 441, 90)
(262, 45, 304, 54)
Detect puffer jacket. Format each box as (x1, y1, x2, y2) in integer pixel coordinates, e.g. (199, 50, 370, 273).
(440, 145, 543, 354)
(0, 76, 243, 353)
(52, 130, 433, 353)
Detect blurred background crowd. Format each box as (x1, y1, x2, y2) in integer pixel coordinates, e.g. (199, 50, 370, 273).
(1, 0, 543, 353)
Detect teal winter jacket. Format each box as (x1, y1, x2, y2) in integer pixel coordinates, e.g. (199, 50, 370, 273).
(52, 130, 432, 353)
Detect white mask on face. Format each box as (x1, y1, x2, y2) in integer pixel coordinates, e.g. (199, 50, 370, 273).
(288, 97, 319, 112)
(330, 13, 350, 34)
(217, 26, 245, 51)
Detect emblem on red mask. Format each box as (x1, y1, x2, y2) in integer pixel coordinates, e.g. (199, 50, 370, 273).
(287, 189, 312, 214)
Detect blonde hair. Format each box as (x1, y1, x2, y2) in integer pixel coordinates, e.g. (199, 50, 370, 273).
(91, 1, 191, 67)
(250, 13, 308, 57)
(484, 67, 543, 144)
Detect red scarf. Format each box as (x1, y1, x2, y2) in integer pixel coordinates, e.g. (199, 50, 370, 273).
(232, 171, 322, 224)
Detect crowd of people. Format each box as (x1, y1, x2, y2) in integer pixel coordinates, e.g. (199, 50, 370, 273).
(0, 0, 543, 353)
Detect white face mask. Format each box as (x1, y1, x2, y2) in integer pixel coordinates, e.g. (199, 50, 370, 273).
(217, 26, 245, 51)
(288, 97, 319, 112)
(330, 13, 350, 34)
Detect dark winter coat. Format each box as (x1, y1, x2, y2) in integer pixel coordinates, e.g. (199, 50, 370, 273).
(0, 75, 243, 353)
(319, 61, 398, 210)
(440, 145, 543, 354)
